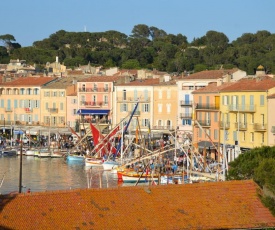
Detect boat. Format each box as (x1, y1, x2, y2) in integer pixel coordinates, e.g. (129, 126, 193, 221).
(102, 160, 121, 170)
(25, 149, 39, 156)
(51, 149, 66, 158)
(66, 154, 85, 162)
(121, 170, 159, 183)
(85, 157, 103, 167)
(1, 149, 17, 157)
(38, 148, 51, 158)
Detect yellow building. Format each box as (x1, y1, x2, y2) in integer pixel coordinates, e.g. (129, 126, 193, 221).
(113, 75, 177, 142)
(0, 76, 56, 127)
(219, 76, 275, 158)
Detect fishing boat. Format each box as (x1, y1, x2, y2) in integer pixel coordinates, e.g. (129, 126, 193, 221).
(66, 153, 85, 162)
(85, 157, 103, 167)
(51, 149, 66, 158)
(37, 148, 51, 158)
(102, 160, 121, 170)
(1, 149, 17, 157)
(25, 149, 37, 156)
(121, 170, 159, 183)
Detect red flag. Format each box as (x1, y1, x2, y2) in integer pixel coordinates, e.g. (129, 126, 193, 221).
(90, 123, 102, 146)
(69, 126, 80, 140)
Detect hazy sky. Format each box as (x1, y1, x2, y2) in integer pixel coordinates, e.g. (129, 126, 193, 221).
(1, 0, 275, 47)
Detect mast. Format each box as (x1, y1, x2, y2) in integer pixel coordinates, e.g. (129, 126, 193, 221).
(114, 101, 139, 157)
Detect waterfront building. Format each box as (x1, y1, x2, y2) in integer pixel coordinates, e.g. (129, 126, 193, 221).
(176, 69, 246, 143)
(192, 82, 235, 161)
(219, 75, 275, 154)
(76, 75, 128, 134)
(0, 76, 56, 129)
(66, 92, 78, 129)
(41, 76, 85, 128)
(267, 93, 275, 145)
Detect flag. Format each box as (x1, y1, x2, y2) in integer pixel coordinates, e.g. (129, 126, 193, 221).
(90, 123, 102, 146)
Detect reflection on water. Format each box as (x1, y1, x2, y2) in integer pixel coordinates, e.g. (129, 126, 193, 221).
(0, 156, 119, 194)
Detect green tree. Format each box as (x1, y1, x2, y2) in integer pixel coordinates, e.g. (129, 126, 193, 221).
(131, 24, 150, 39)
(121, 59, 140, 69)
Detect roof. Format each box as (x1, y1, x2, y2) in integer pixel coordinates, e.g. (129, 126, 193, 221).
(183, 69, 238, 80)
(116, 78, 160, 86)
(77, 75, 124, 83)
(1, 180, 274, 229)
(43, 76, 88, 89)
(220, 76, 275, 92)
(0, 76, 56, 87)
(192, 82, 236, 94)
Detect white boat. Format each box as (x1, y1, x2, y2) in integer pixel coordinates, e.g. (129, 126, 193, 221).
(25, 149, 37, 156)
(102, 160, 121, 171)
(38, 148, 51, 158)
(51, 149, 66, 158)
(121, 171, 158, 183)
(85, 157, 103, 167)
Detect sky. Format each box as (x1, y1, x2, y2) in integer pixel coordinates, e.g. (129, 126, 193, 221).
(1, 0, 275, 47)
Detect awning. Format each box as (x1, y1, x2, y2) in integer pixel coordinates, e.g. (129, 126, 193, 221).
(77, 109, 110, 115)
(14, 130, 24, 135)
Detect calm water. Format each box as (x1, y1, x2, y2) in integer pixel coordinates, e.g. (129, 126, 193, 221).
(0, 155, 119, 195)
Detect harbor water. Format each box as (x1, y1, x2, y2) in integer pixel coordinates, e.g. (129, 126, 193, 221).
(0, 155, 119, 195)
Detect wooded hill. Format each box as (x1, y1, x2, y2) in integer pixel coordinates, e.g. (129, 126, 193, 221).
(1, 24, 275, 74)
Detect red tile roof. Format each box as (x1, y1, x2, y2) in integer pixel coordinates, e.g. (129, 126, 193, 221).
(116, 78, 160, 86)
(0, 76, 56, 87)
(192, 82, 236, 94)
(77, 75, 124, 82)
(0, 180, 274, 229)
(220, 76, 275, 91)
(184, 69, 239, 80)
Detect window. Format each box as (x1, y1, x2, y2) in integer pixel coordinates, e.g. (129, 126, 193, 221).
(45, 91, 50, 97)
(104, 95, 108, 105)
(73, 109, 77, 115)
(251, 132, 254, 142)
(188, 86, 194, 90)
(53, 91, 57, 97)
(123, 90, 126, 100)
(144, 104, 149, 112)
(122, 103, 127, 112)
(260, 95, 264, 106)
(214, 129, 218, 139)
(72, 99, 77, 104)
(214, 112, 218, 122)
(60, 91, 65, 97)
(251, 114, 254, 124)
(60, 102, 63, 110)
(167, 90, 171, 99)
(143, 119, 149, 127)
(261, 133, 264, 143)
(243, 132, 246, 141)
(158, 90, 162, 99)
(166, 104, 171, 113)
(104, 84, 108, 91)
(94, 83, 97, 91)
(158, 104, 162, 113)
(199, 129, 202, 138)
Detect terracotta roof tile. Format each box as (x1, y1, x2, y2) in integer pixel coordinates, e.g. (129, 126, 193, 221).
(77, 75, 124, 82)
(0, 76, 56, 87)
(192, 82, 236, 94)
(184, 69, 238, 80)
(0, 180, 274, 229)
(116, 78, 160, 86)
(220, 76, 275, 91)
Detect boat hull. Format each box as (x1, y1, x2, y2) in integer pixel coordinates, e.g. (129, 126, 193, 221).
(102, 160, 121, 170)
(85, 158, 103, 167)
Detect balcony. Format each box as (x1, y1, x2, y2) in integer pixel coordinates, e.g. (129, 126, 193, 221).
(80, 101, 105, 107)
(227, 104, 256, 113)
(5, 107, 13, 112)
(219, 121, 230, 129)
(153, 125, 173, 130)
(117, 97, 150, 103)
(48, 108, 58, 113)
(179, 113, 192, 118)
(78, 87, 111, 92)
(253, 123, 267, 132)
(25, 108, 33, 113)
(180, 100, 193, 106)
(196, 103, 219, 110)
(195, 120, 211, 127)
(130, 111, 140, 116)
(235, 122, 247, 130)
